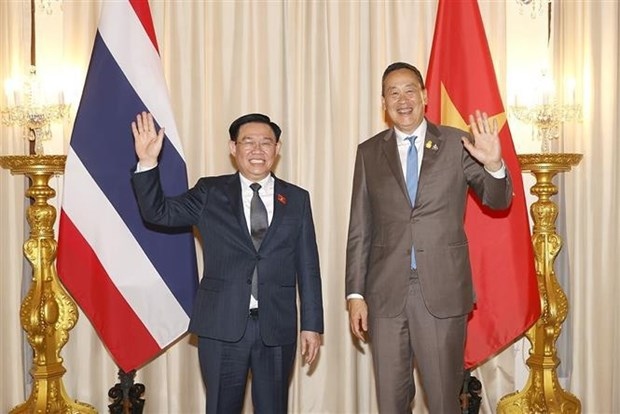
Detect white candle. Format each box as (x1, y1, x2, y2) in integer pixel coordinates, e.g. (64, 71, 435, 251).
(567, 79, 576, 105)
(4, 91, 13, 107)
(540, 71, 554, 105)
(4, 78, 16, 106)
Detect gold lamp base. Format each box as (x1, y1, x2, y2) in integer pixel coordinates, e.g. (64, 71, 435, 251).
(498, 153, 582, 413)
(0, 155, 96, 413)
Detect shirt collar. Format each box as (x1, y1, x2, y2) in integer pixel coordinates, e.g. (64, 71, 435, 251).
(394, 118, 427, 144)
(239, 172, 273, 189)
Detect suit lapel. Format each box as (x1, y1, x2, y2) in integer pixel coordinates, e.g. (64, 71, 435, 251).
(381, 130, 410, 203)
(260, 175, 287, 248)
(418, 122, 445, 191)
(226, 172, 287, 252)
(225, 173, 254, 247)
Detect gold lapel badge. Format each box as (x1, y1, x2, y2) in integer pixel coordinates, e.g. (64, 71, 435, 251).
(425, 140, 439, 151)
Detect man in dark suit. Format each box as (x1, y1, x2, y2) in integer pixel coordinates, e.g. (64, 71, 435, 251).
(346, 62, 512, 413)
(131, 112, 324, 414)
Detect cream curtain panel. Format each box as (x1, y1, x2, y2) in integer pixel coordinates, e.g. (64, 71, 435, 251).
(552, 1, 620, 412)
(0, 0, 32, 404)
(1, 1, 618, 413)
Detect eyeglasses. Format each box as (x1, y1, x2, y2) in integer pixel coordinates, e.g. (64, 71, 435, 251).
(236, 139, 277, 151)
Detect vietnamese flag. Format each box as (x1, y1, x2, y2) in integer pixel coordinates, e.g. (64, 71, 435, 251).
(426, 0, 541, 368)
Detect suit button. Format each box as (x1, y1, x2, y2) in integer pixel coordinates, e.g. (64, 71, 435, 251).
(247, 279, 252, 284)
(256, 254, 262, 260)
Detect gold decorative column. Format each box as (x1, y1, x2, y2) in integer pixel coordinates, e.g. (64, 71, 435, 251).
(0, 155, 96, 413)
(498, 153, 582, 414)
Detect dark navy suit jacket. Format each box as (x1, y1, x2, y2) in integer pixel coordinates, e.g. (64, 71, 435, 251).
(132, 168, 324, 346)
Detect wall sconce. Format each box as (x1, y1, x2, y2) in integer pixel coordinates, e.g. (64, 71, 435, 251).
(1, 66, 70, 155)
(515, 0, 550, 18)
(510, 102, 582, 153)
(510, 74, 582, 153)
(39, 0, 63, 15)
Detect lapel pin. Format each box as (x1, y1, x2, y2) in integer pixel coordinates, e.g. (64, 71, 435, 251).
(425, 140, 439, 151)
(277, 194, 287, 205)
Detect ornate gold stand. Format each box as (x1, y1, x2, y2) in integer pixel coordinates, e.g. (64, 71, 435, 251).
(0, 155, 96, 413)
(498, 153, 582, 413)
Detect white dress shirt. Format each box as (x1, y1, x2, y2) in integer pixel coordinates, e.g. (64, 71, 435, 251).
(238, 173, 275, 233)
(395, 121, 427, 179)
(239, 173, 274, 309)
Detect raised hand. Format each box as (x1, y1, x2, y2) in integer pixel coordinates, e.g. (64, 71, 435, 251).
(461, 110, 503, 172)
(131, 111, 165, 169)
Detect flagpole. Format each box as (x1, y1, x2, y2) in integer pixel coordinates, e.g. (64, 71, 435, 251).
(498, 152, 582, 413)
(0, 155, 96, 414)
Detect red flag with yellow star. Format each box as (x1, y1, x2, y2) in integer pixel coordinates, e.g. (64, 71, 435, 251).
(426, 0, 540, 368)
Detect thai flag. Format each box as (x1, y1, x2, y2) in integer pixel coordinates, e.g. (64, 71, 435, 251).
(57, 0, 198, 372)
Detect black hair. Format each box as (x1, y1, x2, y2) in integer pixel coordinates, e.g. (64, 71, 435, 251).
(228, 113, 282, 142)
(381, 62, 425, 96)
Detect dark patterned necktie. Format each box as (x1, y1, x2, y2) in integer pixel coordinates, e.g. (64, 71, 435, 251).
(250, 183, 268, 299)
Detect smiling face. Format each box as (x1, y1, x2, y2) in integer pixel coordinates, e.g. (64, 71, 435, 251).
(229, 121, 281, 181)
(382, 68, 428, 135)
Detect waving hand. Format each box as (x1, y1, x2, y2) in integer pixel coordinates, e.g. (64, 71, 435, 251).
(131, 111, 165, 169)
(461, 110, 503, 172)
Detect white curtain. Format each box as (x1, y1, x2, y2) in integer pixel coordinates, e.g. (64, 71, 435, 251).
(552, 2, 620, 413)
(1, 1, 618, 413)
(0, 0, 32, 405)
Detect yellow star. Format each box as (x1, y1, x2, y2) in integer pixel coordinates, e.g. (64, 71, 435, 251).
(439, 82, 507, 132)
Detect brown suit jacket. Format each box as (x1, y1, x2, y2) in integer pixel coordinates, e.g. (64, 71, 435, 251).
(345, 120, 513, 319)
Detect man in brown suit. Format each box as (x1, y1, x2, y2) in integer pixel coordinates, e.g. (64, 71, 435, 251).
(345, 62, 513, 413)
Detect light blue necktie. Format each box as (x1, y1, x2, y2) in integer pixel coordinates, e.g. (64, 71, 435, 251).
(406, 136, 418, 269)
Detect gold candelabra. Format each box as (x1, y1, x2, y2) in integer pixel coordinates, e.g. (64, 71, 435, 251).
(498, 152, 582, 414)
(0, 155, 95, 413)
(2, 66, 70, 155)
(511, 102, 581, 153)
